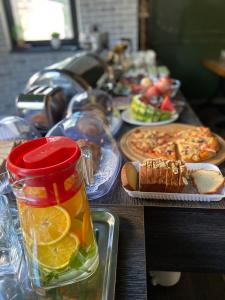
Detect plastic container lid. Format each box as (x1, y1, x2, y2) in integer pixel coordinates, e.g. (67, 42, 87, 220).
(46, 111, 121, 200)
(7, 137, 81, 207)
(7, 137, 80, 177)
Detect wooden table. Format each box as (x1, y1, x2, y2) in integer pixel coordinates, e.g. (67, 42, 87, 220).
(202, 59, 225, 78)
(91, 98, 225, 299)
(202, 59, 225, 100)
(100, 206, 147, 300)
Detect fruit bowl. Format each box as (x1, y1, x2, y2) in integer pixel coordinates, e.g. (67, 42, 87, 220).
(113, 75, 181, 100)
(151, 77, 181, 98)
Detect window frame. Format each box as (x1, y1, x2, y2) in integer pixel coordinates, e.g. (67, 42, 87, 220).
(3, 0, 79, 50)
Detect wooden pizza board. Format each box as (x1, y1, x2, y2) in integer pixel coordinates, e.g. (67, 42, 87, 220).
(120, 123, 225, 165)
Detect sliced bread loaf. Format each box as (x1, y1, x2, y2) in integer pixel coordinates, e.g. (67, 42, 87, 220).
(191, 169, 224, 194)
(140, 158, 187, 193)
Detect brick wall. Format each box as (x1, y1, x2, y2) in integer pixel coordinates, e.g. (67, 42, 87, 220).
(77, 0, 138, 50)
(0, 0, 138, 117)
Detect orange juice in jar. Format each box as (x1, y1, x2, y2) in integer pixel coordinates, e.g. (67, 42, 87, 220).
(7, 137, 99, 291)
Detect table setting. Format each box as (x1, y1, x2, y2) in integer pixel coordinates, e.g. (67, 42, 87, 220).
(0, 49, 225, 300)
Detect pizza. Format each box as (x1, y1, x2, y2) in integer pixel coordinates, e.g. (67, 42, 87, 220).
(127, 126, 220, 163)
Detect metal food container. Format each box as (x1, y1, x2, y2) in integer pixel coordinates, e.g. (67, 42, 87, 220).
(25, 52, 109, 102)
(16, 86, 67, 134)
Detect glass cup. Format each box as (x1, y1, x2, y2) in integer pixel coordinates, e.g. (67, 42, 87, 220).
(0, 195, 22, 276)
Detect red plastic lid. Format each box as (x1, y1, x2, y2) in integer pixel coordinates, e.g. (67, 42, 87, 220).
(7, 137, 81, 178)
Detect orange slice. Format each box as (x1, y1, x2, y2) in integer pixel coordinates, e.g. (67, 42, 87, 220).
(82, 210, 95, 247)
(70, 219, 83, 242)
(20, 205, 71, 245)
(62, 188, 85, 217)
(37, 233, 79, 269)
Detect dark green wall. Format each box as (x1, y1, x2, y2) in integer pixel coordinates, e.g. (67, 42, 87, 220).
(148, 0, 225, 98)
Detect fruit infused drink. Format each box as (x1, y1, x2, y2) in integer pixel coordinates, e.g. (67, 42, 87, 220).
(7, 137, 99, 291)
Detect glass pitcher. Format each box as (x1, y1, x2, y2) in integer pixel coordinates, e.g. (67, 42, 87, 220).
(6, 137, 99, 292)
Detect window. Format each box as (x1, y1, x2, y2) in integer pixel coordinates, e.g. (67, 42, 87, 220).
(3, 0, 78, 49)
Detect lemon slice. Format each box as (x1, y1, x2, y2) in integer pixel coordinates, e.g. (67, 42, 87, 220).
(20, 205, 71, 245)
(37, 233, 80, 270)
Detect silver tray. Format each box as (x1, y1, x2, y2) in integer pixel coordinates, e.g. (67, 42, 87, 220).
(1, 208, 119, 300)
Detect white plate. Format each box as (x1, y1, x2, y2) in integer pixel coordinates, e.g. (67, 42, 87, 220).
(123, 162, 225, 202)
(121, 109, 179, 126)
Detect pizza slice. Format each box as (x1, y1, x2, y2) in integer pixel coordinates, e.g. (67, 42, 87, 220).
(175, 127, 213, 140)
(130, 129, 172, 144)
(187, 136, 220, 153)
(191, 127, 213, 138)
(176, 141, 217, 162)
(127, 129, 173, 158)
(131, 129, 145, 139)
(148, 142, 177, 160)
(127, 139, 156, 157)
(152, 131, 173, 145)
(176, 131, 220, 162)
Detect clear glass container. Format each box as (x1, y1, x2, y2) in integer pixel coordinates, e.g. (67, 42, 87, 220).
(7, 137, 99, 292)
(47, 111, 121, 200)
(0, 116, 41, 141)
(66, 89, 122, 136)
(0, 195, 22, 276)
